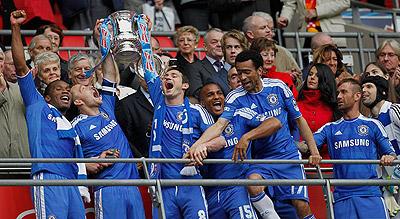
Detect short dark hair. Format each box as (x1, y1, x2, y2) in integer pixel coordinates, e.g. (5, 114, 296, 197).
(250, 37, 278, 54)
(337, 78, 361, 93)
(44, 80, 68, 97)
(164, 65, 189, 84)
(199, 80, 222, 101)
(35, 23, 64, 46)
(235, 50, 263, 70)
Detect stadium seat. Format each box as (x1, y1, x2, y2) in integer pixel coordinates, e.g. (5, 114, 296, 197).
(24, 35, 86, 60)
(59, 36, 86, 60)
(155, 36, 176, 57)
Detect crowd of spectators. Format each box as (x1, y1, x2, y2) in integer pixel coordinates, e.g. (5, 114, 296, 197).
(2, 1, 400, 218)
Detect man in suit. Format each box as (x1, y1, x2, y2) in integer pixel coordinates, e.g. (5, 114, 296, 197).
(186, 28, 230, 99)
(243, 14, 301, 73)
(115, 76, 153, 165)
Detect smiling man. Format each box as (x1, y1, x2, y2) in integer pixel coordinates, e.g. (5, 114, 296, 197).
(189, 50, 321, 219)
(199, 81, 282, 219)
(11, 10, 87, 218)
(68, 53, 95, 86)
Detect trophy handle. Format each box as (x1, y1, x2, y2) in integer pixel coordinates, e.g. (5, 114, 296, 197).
(133, 54, 165, 79)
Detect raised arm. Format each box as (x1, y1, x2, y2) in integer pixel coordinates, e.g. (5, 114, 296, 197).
(296, 116, 322, 165)
(10, 10, 30, 77)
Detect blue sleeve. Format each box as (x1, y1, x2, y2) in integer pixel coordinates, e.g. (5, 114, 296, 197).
(313, 124, 329, 150)
(17, 71, 44, 106)
(220, 95, 240, 122)
(372, 121, 395, 156)
(100, 79, 117, 114)
(144, 72, 163, 106)
(279, 83, 302, 120)
(193, 105, 214, 132)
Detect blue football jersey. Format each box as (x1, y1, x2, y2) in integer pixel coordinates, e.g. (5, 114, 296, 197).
(72, 80, 140, 191)
(376, 101, 400, 155)
(205, 108, 265, 181)
(222, 78, 301, 158)
(145, 72, 214, 179)
(18, 72, 78, 179)
(314, 115, 395, 201)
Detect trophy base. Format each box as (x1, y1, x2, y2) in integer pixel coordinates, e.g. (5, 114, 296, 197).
(114, 50, 141, 66)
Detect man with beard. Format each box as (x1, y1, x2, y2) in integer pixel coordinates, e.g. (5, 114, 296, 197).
(361, 76, 400, 217)
(314, 78, 395, 219)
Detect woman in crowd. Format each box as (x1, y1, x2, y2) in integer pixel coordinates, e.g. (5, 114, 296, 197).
(174, 25, 199, 73)
(297, 63, 341, 162)
(35, 24, 69, 82)
(361, 61, 389, 80)
(313, 44, 352, 84)
(250, 37, 299, 99)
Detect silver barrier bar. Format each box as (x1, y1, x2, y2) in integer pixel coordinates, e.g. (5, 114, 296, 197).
(0, 179, 399, 187)
(0, 30, 207, 37)
(0, 158, 398, 165)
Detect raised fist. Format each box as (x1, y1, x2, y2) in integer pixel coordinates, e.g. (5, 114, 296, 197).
(10, 10, 27, 26)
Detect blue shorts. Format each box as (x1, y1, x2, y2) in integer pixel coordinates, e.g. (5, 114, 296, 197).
(334, 196, 389, 219)
(94, 186, 145, 219)
(32, 172, 85, 219)
(155, 186, 208, 219)
(207, 186, 257, 219)
(246, 152, 308, 202)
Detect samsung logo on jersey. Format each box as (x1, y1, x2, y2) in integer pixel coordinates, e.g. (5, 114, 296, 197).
(334, 139, 370, 149)
(93, 120, 118, 140)
(226, 137, 238, 147)
(47, 114, 57, 123)
(163, 120, 182, 132)
(262, 107, 282, 117)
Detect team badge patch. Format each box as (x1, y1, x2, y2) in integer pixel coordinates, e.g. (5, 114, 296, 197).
(357, 125, 369, 136)
(177, 111, 184, 121)
(267, 94, 279, 106)
(224, 124, 234, 137)
(176, 111, 188, 124)
(100, 112, 110, 120)
(48, 216, 56, 219)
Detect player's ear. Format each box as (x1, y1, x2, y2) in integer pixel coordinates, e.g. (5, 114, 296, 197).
(74, 99, 84, 106)
(182, 82, 189, 91)
(257, 66, 263, 77)
(44, 95, 51, 103)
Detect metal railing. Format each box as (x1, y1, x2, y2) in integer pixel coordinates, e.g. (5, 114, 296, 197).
(0, 158, 399, 219)
(2, 29, 400, 73)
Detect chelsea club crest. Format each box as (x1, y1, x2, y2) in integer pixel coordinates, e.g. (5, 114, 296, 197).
(357, 125, 369, 136)
(177, 110, 188, 124)
(267, 93, 279, 106)
(224, 124, 234, 137)
(100, 112, 110, 120)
